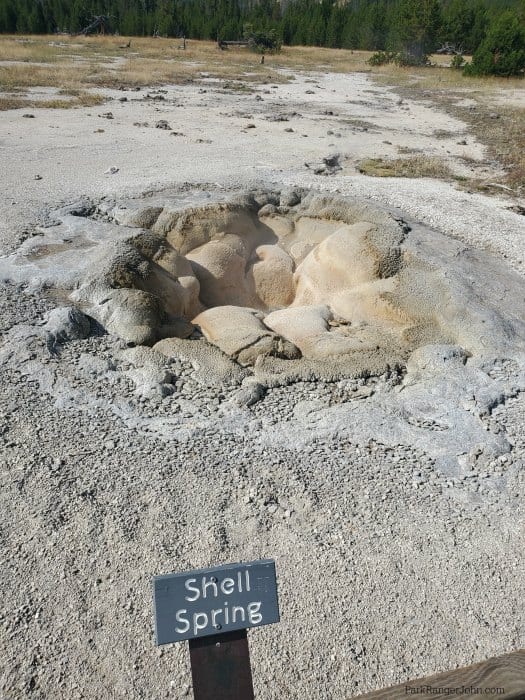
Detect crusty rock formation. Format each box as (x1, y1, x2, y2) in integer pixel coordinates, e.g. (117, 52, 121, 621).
(192, 306, 300, 367)
(64, 189, 525, 382)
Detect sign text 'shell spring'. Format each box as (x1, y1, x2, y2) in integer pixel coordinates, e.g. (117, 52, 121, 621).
(153, 560, 280, 645)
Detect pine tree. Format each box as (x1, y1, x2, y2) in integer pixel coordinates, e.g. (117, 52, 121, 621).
(0, 0, 18, 31)
(391, 0, 442, 63)
(441, 0, 487, 53)
(465, 10, 525, 76)
(0, 0, 523, 61)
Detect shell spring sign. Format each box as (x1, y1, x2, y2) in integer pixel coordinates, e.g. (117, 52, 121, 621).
(153, 559, 280, 645)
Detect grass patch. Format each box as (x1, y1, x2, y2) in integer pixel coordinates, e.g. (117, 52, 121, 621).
(0, 36, 523, 193)
(371, 55, 524, 93)
(44, 93, 105, 108)
(0, 35, 373, 92)
(357, 156, 453, 179)
(0, 95, 32, 110)
(272, 46, 370, 73)
(1, 62, 94, 90)
(0, 35, 292, 91)
(0, 37, 65, 62)
(369, 54, 525, 194)
(0, 91, 104, 111)
(456, 105, 525, 192)
(0, 36, 370, 74)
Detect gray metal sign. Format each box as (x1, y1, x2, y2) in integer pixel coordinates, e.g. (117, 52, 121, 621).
(153, 559, 280, 645)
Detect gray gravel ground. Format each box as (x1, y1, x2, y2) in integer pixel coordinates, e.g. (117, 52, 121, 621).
(1, 68, 524, 699)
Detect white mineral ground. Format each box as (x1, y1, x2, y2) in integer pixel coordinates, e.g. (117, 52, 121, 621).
(1, 67, 524, 699)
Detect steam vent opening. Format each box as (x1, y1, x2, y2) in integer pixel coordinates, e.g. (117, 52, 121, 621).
(70, 188, 525, 383)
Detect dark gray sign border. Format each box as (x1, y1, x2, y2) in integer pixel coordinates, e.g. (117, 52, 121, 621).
(153, 559, 280, 645)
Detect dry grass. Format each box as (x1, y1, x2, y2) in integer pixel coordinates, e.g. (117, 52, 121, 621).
(455, 105, 525, 192)
(0, 92, 105, 110)
(0, 37, 65, 62)
(371, 55, 525, 94)
(0, 35, 373, 88)
(0, 95, 32, 110)
(369, 55, 525, 193)
(357, 155, 454, 179)
(0, 36, 523, 191)
(1, 63, 96, 90)
(0, 34, 300, 111)
(272, 46, 371, 73)
(47, 92, 105, 108)
(0, 35, 291, 90)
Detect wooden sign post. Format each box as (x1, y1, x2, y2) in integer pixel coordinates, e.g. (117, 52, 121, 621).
(153, 560, 280, 700)
(189, 629, 254, 699)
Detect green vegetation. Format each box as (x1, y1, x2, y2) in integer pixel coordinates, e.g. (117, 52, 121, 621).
(368, 51, 400, 66)
(0, 0, 522, 65)
(451, 53, 466, 69)
(368, 51, 428, 66)
(357, 156, 453, 179)
(464, 11, 525, 76)
(368, 50, 430, 67)
(391, 0, 441, 64)
(243, 24, 281, 54)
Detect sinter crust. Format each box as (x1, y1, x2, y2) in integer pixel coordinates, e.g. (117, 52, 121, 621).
(70, 189, 525, 385)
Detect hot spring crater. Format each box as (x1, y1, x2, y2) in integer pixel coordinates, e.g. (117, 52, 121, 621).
(58, 188, 525, 383)
(3, 187, 525, 471)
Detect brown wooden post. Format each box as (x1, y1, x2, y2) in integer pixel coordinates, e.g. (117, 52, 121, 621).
(189, 629, 255, 700)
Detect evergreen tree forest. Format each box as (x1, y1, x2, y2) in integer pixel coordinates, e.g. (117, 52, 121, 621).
(0, 0, 524, 61)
